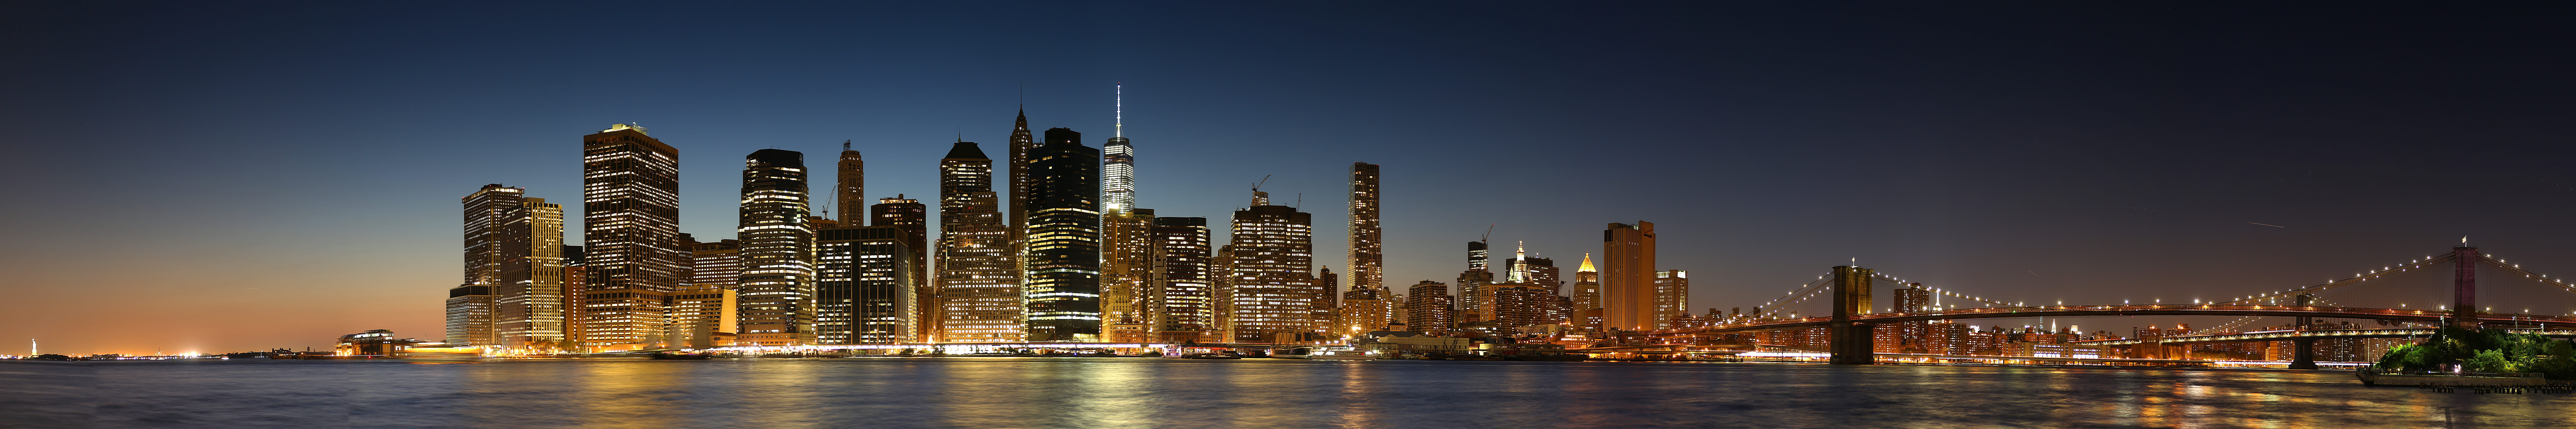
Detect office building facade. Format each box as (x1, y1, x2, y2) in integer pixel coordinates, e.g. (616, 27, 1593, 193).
(935, 142, 1022, 342)
(578, 124, 684, 351)
(735, 149, 816, 346)
(1225, 191, 1321, 343)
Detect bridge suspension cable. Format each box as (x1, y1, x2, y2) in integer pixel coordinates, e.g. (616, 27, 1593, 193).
(2213, 253, 2457, 306)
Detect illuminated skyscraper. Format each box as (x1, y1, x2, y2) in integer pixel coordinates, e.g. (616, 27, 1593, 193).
(579, 124, 684, 351)
(1601, 222, 1656, 331)
(454, 184, 524, 347)
(873, 195, 927, 252)
(871, 195, 931, 341)
(1147, 217, 1215, 343)
(1023, 128, 1102, 342)
(1403, 280, 1454, 335)
(496, 196, 567, 351)
(817, 225, 920, 344)
(1651, 270, 1689, 330)
(1007, 110, 1037, 240)
(835, 142, 864, 224)
(1572, 253, 1602, 332)
(734, 149, 816, 346)
(1099, 92, 1156, 342)
(1226, 189, 1320, 343)
(1347, 162, 1382, 307)
(935, 142, 1022, 342)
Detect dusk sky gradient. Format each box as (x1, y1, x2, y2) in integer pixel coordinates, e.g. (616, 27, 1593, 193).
(6, 2, 2576, 354)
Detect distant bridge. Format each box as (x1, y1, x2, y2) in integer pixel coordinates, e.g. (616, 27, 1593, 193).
(2077, 328, 2576, 346)
(1646, 244, 2576, 368)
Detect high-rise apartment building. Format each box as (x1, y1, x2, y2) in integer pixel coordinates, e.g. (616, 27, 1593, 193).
(1147, 217, 1214, 343)
(735, 149, 816, 346)
(578, 124, 684, 351)
(1024, 128, 1103, 342)
(668, 283, 737, 349)
(1893, 284, 1932, 353)
(935, 142, 1022, 342)
(817, 225, 920, 344)
(1601, 222, 1656, 331)
(496, 196, 568, 351)
(1403, 280, 1454, 335)
(1226, 190, 1320, 343)
(1651, 270, 1689, 330)
(1346, 162, 1382, 309)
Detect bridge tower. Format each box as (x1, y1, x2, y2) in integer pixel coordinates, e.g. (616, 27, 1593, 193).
(2290, 293, 2317, 370)
(2453, 245, 2478, 329)
(1828, 265, 1874, 364)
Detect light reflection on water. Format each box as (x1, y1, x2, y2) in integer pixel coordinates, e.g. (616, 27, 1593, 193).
(6, 358, 2573, 428)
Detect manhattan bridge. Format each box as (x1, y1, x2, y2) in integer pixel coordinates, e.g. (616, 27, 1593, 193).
(1641, 243, 2576, 368)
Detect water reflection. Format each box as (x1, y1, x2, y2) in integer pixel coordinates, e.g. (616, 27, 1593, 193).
(12, 359, 2576, 429)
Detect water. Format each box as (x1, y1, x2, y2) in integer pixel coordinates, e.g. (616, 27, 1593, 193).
(4, 358, 2568, 428)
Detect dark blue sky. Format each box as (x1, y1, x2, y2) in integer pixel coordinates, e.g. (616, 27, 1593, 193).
(6, 2, 2575, 353)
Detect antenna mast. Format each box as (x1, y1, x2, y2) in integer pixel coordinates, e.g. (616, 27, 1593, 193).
(1114, 82, 1123, 138)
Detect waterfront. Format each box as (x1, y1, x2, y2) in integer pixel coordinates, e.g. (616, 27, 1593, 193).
(5, 359, 2571, 428)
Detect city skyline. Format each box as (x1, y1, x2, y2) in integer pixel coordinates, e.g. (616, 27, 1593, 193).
(8, 3, 2576, 355)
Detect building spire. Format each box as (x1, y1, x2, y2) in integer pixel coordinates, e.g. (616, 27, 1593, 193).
(1578, 253, 1595, 272)
(1114, 82, 1123, 138)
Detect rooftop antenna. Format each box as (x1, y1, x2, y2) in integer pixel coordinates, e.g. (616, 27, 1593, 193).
(843, 140, 851, 151)
(1114, 82, 1123, 138)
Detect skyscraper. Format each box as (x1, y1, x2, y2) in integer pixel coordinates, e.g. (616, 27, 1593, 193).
(1651, 270, 1689, 330)
(733, 149, 817, 346)
(1024, 128, 1102, 342)
(1226, 189, 1321, 343)
(1403, 280, 1455, 335)
(873, 195, 927, 252)
(496, 196, 567, 352)
(871, 195, 932, 341)
(579, 124, 684, 351)
(1099, 92, 1156, 343)
(455, 184, 524, 347)
(1007, 110, 1037, 239)
(1601, 222, 1656, 331)
(935, 141, 1022, 342)
(1347, 162, 1383, 309)
(836, 142, 864, 223)
(1572, 253, 1602, 332)
(1148, 216, 1215, 343)
(817, 225, 920, 344)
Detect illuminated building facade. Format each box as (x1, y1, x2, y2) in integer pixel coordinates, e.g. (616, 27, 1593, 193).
(1601, 222, 1656, 331)
(835, 142, 864, 224)
(1022, 128, 1102, 342)
(1892, 285, 1932, 353)
(668, 283, 737, 349)
(935, 142, 1022, 342)
(1224, 191, 1321, 343)
(689, 240, 742, 291)
(1453, 241, 1494, 324)
(455, 184, 519, 347)
(1651, 270, 1688, 330)
(734, 149, 816, 346)
(1403, 280, 1455, 335)
(496, 196, 567, 351)
(1147, 217, 1214, 343)
(817, 225, 920, 344)
(1099, 97, 1153, 342)
(1347, 162, 1382, 305)
(579, 124, 684, 350)
(1337, 282, 1397, 337)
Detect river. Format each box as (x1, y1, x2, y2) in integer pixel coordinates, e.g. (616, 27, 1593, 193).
(3, 358, 2565, 428)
